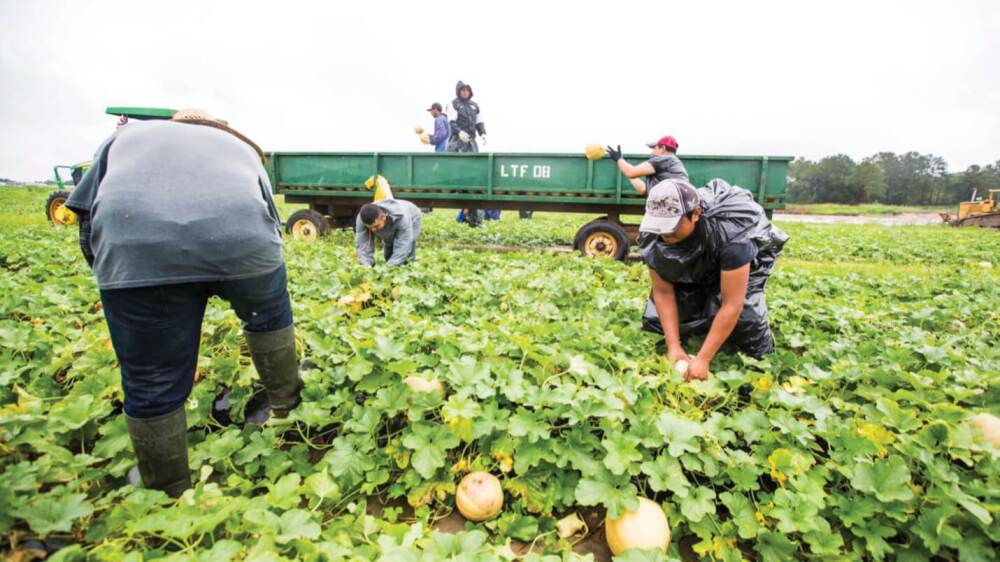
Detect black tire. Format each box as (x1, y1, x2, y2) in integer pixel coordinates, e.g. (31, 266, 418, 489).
(45, 190, 76, 226)
(519, 210, 534, 219)
(573, 220, 629, 260)
(285, 209, 330, 241)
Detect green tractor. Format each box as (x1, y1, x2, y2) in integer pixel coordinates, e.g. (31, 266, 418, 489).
(46, 162, 91, 226)
(46, 106, 177, 226)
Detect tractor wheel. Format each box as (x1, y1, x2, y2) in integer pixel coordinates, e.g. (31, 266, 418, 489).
(285, 209, 330, 241)
(46, 190, 77, 226)
(573, 220, 629, 260)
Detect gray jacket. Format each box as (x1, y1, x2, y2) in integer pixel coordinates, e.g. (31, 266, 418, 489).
(65, 120, 283, 289)
(355, 199, 423, 267)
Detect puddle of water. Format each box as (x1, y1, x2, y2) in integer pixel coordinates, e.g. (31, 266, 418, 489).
(773, 213, 945, 225)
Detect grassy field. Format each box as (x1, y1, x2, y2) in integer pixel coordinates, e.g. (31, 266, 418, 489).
(1, 186, 998, 561)
(781, 203, 951, 216)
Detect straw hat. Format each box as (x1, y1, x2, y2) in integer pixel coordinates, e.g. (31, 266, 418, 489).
(171, 108, 216, 122)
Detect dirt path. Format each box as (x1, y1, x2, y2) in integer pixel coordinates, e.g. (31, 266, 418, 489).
(772, 212, 944, 225)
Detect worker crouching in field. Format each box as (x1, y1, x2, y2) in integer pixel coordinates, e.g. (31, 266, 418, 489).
(65, 109, 303, 497)
(355, 199, 423, 267)
(638, 178, 788, 381)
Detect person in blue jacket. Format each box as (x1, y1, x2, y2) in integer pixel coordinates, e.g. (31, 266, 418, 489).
(425, 103, 450, 153)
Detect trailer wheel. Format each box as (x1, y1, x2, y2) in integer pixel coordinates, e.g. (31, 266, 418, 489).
(286, 209, 329, 241)
(574, 220, 629, 260)
(46, 190, 77, 226)
(519, 210, 534, 219)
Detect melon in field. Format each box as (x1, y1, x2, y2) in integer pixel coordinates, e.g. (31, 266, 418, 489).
(403, 376, 445, 397)
(970, 413, 1000, 448)
(456, 471, 503, 521)
(605, 497, 671, 556)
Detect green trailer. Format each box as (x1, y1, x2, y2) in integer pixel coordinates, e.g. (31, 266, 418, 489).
(269, 151, 791, 259)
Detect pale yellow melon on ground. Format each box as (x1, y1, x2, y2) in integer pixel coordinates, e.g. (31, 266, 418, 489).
(971, 413, 1000, 448)
(456, 471, 503, 521)
(403, 376, 445, 397)
(605, 497, 671, 555)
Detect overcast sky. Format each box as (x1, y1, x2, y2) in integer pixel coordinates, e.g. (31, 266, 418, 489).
(1, 0, 997, 180)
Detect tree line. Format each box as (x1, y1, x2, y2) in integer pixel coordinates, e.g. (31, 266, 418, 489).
(787, 152, 1000, 206)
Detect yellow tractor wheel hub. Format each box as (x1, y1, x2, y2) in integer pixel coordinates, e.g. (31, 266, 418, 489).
(584, 231, 618, 257)
(291, 218, 318, 241)
(49, 198, 77, 226)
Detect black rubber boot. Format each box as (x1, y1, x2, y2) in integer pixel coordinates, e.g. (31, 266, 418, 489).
(245, 324, 303, 418)
(125, 406, 191, 497)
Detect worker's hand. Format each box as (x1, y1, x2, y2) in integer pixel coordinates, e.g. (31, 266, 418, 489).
(683, 356, 710, 382)
(459, 130, 471, 143)
(480, 134, 487, 147)
(419, 134, 430, 145)
(606, 145, 622, 162)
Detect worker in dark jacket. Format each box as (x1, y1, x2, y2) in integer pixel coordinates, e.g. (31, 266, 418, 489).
(65, 109, 303, 497)
(607, 135, 688, 196)
(446, 80, 486, 153)
(355, 199, 423, 267)
(447, 80, 492, 225)
(638, 178, 788, 381)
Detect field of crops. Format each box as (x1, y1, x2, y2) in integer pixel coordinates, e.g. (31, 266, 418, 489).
(1, 186, 999, 561)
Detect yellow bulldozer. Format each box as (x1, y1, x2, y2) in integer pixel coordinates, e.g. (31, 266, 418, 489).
(942, 189, 1000, 228)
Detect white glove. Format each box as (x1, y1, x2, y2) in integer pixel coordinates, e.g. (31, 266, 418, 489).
(479, 134, 487, 147)
(459, 130, 471, 143)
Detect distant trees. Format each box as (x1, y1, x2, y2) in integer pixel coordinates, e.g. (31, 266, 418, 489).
(788, 152, 999, 205)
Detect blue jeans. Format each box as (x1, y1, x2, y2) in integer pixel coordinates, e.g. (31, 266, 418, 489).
(100, 265, 293, 418)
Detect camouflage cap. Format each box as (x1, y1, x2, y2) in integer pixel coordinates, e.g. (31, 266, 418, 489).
(639, 180, 700, 235)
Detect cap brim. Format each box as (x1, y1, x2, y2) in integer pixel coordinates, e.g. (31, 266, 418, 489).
(645, 141, 658, 148)
(639, 214, 682, 235)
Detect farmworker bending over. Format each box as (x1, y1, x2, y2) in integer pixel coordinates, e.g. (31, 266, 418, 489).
(607, 135, 688, 196)
(356, 199, 423, 267)
(638, 178, 788, 381)
(65, 108, 303, 497)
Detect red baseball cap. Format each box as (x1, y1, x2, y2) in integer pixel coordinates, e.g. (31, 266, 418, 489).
(646, 136, 679, 150)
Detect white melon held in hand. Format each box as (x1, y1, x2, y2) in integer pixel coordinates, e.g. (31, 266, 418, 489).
(605, 497, 671, 556)
(971, 413, 1000, 448)
(456, 471, 503, 521)
(673, 359, 689, 377)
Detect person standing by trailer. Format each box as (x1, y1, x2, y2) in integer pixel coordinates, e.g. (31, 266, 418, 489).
(606, 135, 688, 196)
(446, 80, 486, 153)
(447, 80, 493, 226)
(425, 102, 450, 153)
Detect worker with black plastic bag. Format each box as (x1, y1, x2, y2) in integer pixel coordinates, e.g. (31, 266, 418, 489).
(638, 178, 788, 381)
